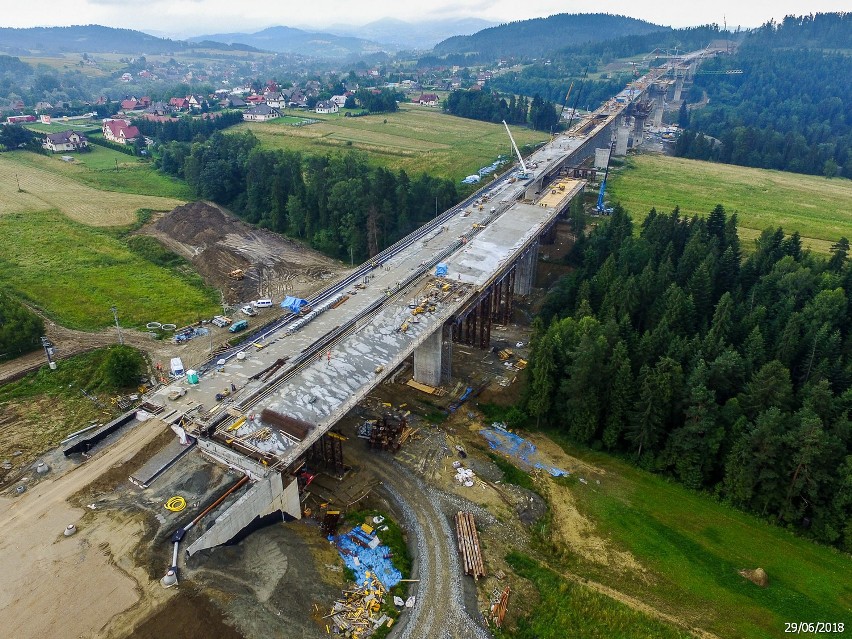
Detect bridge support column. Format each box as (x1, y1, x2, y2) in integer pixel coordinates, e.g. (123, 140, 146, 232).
(414, 328, 445, 387)
(653, 97, 664, 127)
(673, 75, 684, 103)
(614, 125, 630, 156)
(514, 242, 539, 296)
(632, 115, 646, 147)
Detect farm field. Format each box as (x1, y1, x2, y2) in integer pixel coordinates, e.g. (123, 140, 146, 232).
(0, 209, 218, 330)
(1, 148, 192, 206)
(608, 155, 852, 254)
(234, 103, 549, 181)
(530, 434, 852, 639)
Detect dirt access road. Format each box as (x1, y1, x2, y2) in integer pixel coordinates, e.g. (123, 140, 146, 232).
(368, 451, 491, 639)
(0, 419, 171, 639)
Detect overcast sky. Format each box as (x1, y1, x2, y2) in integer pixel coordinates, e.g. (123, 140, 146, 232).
(1, 0, 847, 37)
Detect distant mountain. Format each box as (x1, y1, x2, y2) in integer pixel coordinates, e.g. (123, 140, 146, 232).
(0, 25, 261, 55)
(433, 13, 668, 59)
(190, 26, 389, 58)
(325, 18, 497, 50)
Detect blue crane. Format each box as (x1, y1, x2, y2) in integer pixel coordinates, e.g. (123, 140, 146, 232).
(595, 141, 615, 214)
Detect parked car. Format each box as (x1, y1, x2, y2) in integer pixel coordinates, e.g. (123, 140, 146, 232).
(229, 319, 248, 333)
(252, 298, 273, 308)
(240, 305, 257, 317)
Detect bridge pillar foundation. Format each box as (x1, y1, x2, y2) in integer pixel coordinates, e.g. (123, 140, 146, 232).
(414, 328, 445, 387)
(673, 76, 684, 103)
(632, 115, 646, 147)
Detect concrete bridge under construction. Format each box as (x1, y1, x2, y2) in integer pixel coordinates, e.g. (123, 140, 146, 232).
(136, 60, 700, 558)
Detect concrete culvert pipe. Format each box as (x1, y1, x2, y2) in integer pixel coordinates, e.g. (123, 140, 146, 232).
(64, 524, 77, 536)
(15, 485, 26, 494)
(36, 461, 49, 474)
(146, 322, 163, 330)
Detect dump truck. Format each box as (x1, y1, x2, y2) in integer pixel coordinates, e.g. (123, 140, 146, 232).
(227, 269, 245, 280)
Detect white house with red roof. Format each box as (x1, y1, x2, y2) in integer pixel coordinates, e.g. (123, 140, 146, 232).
(102, 119, 140, 145)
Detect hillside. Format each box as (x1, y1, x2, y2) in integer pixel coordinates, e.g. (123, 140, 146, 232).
(432, 13, 667, 60)
(0, 25, 259, 55)
(677, 12, 852, 178)
(326, 17, 496, 50)
(189, 26, 388, 58)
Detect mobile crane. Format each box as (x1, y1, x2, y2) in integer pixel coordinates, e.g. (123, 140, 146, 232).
(595, 140, 615, 214)
(502, 120, 531, 180)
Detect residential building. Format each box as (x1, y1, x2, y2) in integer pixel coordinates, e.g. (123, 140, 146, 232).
(242, 104, 281, 121)
(330, 95, 348, 107)
(315, 100, 339, 114)
(102, 118, 140, 144)
(43, 130, 88, 153)
(417, 93, 440, 107)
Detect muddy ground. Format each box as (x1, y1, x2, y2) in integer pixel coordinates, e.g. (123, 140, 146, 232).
(139, 201, 347, 305)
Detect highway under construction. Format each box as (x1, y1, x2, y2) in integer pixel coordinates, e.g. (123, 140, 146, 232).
(119, 58, 713, 567)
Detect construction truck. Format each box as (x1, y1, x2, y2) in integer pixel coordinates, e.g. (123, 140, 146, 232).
(227, 269, 245, 280)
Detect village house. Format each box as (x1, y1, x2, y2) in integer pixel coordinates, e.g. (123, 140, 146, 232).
(315, 100, 339, 114)
(102, 118, 140, 144)
(42, 130, 88, 153)
(242, 104, 281, 121)
(417, 93, 440, 107)
(264, 92, 287, 109)
(330, 95, 348, 108)
(169, 97, 189, 110)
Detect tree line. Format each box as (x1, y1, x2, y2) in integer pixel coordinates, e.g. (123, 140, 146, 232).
(444, 88, 560, 131)
(0, 291, 44, 361)
(521, 206, 852, 550)
(133, 110, 243, 143)
(156, 131, 459, 262)
(676, 14, 851, 178)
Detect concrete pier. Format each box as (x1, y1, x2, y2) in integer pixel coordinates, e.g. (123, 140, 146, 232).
(513, 243, 539, 296)
(614, 125, 630, 156)
(413, 329, 444, 387)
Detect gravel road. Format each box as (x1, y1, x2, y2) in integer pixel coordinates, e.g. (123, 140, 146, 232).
(369, 452, 493, 639)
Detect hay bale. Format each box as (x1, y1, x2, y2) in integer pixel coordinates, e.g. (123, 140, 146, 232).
(738, 567, 769, 587)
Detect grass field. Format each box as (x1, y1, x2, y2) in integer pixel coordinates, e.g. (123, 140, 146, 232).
(608, 155, 852, 254)
(234, 104, 549, 181)
(0, 150, 192, 216)
(539, 435, 852, 639)
(0, 209, 218, 330)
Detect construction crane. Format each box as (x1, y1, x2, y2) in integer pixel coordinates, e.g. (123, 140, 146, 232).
(558, 81, 574, 121)
(595, 141, 615, 214)
(502, 120, 531, 179)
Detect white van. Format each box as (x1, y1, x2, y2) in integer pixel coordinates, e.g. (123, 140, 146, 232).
(169, 357, 185, 378)
(252, 298, 273, 308)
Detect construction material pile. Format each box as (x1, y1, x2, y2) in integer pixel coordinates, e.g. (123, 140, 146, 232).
(335, 524, 402, 588)
(327, 573, 393, 637)
(452, 461, 476, 487)
(489, 586, 511, 628)
(455, 511, 486, 580)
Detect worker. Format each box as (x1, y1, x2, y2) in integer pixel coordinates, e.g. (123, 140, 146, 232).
(327, 350, 331, 365)
(230, 382, 236, 392)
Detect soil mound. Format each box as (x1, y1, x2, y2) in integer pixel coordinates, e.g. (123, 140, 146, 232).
(141, 202, 345, 304)
(738, 567, 769, 587)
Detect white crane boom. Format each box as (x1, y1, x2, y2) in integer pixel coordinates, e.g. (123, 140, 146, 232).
(502, 120, 530, 178)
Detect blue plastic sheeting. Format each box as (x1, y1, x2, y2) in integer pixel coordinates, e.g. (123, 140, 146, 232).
(435, 263, 448, 277)
(479, 426, 569, 477)
(281, 296, 308, 313)
(334, 527, 402, 588)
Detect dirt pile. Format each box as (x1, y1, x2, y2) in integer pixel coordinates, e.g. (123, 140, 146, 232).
(141, 202, 346, 304)
(739, 567, 769, 587)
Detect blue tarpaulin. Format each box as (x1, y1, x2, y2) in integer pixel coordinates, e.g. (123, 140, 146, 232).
(435, 263, 448, 277)
(334, 526, 402, 588)
(480, 425, 569, 477)
(281, 296, 308, 313)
